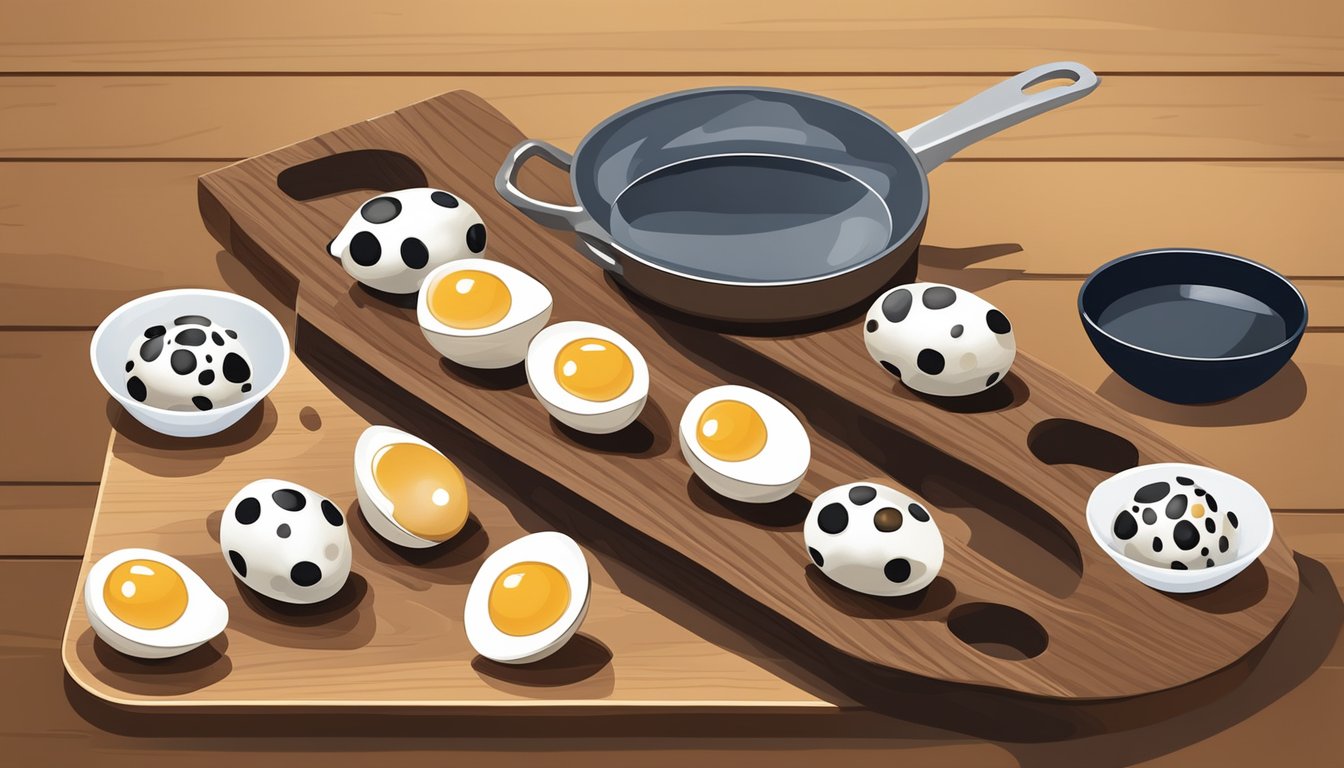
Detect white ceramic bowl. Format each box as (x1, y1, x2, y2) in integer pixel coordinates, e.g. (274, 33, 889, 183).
(1086, 462, 1273, 593)
(91, 289, 289, 438)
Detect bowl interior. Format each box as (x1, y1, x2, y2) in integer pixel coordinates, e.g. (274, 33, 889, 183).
(92, 289, 289, 417)
(1080, 250, 1306, 360)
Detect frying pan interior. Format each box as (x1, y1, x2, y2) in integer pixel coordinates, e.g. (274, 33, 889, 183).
(573, 89, 927, 284)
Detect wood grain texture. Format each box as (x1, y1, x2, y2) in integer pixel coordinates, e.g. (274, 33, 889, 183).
(0, 331, 109, 483)
(1, 1, 1341, 73)
(5, 75, 1344, 159)
(0, 484, 97, 556)
(197, 90, 1299, 702)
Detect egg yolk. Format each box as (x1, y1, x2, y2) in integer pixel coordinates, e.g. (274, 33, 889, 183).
(428, 270, 511, 330)
(103, 559, 188, 630)
(696, 399, 768, 462)
(373, 442, 470, 542)
(488, 561, 571, 637)
(554, 337, 633, 402)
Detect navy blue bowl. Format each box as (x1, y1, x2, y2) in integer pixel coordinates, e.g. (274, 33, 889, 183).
(1078, 248, 1307, 404)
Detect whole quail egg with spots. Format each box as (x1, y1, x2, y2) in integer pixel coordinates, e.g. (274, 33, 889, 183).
(465, 532, 591, 665)
(679, 385, 811, 503)
(354, 425, 472, 549)
(526, 321, 649, 434)
(416, 258, 552, 369)
(84, 548, 228, 659)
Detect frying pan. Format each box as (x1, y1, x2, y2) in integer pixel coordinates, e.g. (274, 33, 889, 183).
(497, 62, 1098, 323)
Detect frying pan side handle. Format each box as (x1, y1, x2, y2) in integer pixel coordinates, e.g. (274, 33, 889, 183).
(898, 62, 1100, 172)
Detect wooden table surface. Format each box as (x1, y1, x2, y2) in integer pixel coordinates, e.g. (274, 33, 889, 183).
(2, 2, 1341, 765)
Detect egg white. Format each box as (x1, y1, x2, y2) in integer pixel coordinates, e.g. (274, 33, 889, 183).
(417, 258, 553, 369)
(354, 425, 469, 549)
(84, 548, 228, 659)
(679, 385, 811, 503)
(525, 321, 649, 434)
(464, 532, 591, 665)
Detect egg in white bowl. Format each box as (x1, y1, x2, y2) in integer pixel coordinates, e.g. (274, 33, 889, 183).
(354, 425, 471, 549)
(525, 321, 648, 434)
(416, 258, 552, 369)
(84, 548, 228, 659)
(680, 385, 811, 503)
(465, 532, 591, 665)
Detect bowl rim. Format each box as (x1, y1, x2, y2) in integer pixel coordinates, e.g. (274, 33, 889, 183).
(90, 288, 290, 418)
(1077, 247, 1308, 362)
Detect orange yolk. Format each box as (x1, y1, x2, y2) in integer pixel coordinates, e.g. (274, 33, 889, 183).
(103, 559, 188, 630)
(428, 270, 511, 330)
(487, 561, 571, 636)
(696, 399, 768, 462)
(554, 337, 633, 402)
(373, 442, 470, 542)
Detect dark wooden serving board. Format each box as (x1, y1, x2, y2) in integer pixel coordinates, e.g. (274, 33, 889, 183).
(198, 90, 1297, 703)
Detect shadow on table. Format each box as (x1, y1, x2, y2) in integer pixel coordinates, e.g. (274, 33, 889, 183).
(1097, 361, 1308, 427)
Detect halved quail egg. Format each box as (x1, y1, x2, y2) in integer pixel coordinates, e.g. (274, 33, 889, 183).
(84, 548, 228, 659)
(416, 258, 552, 369)
(465, 532, 591, 664)
(680, 385, 810, 503)
(526, 321, 648, 434)
(354, 425, 471, 549)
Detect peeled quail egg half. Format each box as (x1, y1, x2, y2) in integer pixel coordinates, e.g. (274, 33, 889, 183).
(465, 532, 591, 664)
(84, 548, 228, 659)
(526, 321, 649, 434)
(416, 258, 552, 369)
(355, 425, 471, 549)
(679, 385, 811, 503)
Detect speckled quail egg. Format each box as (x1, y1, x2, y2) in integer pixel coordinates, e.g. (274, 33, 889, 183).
(864, 283, 1016, 397)
(679, 385, 811, 503)
(220, 479, 352, 605)
(124, 314, 254, 412)
(525, 321, 649, 434)
(328, 188, 487, 295)
(1112, 474, 1240, 570)
(416, 258, 552, 369)
(804, 482, 944, 597)
(84, 548, 228, 659)
(465, 532, 591, 665)
(354, 425, 471, 549)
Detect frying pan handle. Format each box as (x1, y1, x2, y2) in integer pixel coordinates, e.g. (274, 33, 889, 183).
(495, 140, 621, 273)
(898, 62, 1100, 172)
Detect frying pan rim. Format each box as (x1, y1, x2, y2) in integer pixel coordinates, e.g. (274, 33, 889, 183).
(567, 85, 931, 289)
(1077, 247, 1309, 362)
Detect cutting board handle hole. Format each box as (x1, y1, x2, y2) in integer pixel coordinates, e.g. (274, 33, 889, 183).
(277, 149, 428, 202)
(947, 603, 1048, 661)
(1028, 418, 1139, 473)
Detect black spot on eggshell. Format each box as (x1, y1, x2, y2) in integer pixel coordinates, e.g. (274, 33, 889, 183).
(234, 497, 261, 525)
(205, 355, 212, 363)
(880, 361, 902, 379)
(124, 361, 134, 373)
(139, 335, 165, 362)
(241, 383, 252, 393)
(1194, 488, 1205, 497)
(175, 315, 210, 327)
(908, 502, 930, 522)
(1171, 561, 1188, 570)
(350, 231, 381, 266)
(817, 503, 849, 534)
(1153, 537, 1164, 552)
(466, 223, 487, 253)
(1205, 518, 1217, 533)
(360, 196, 401, 224)
(1142, 507, 1157, 525)
(808, 547, 824, 567)
(1207, 558, 1215, 568)
(881, 288, 912, 323)
(1206, 494, 1218, 513)
(865, 319, 878, 333)
(1200, 546, 1209, 556)
(170, 349, 197, 375)
(1219, 536, 1230, 553)
(848, 485, 876, 505)
(192, 396, 213, 411)
(884, 558, 912, 583)
(1165, 494, 1187, 519)
(228, 550, 248, 577)
(1176, 476, 1194, 486)
(290, 561, 322, 587)
(321, 499, 344, 527)
(922, 286, 957, 310)
(431, 191, 459, 208)
(950, 324, 964, 338)
(1113, 510, 1138, 540)
(917, 349, 945, 375)
(176, 328, 206, 346)
(198, 369, 215, 386)
(225, 329, 238, 339)
(985, 372, 1000, 388)
(126, 376, 147, 402)
(873, 507, 903, 532)
(211, 331, 225, 346)
(222, 352, 250, 384)
(986, 308, 1012, 334)
(276, 523, 291, 539)
(1228, 511, 1239, 529)
(1173, 520, 1200, 550)
(400, 237, 430, 269)
(144, 325, 166, 339)
(1134, 482, 1170, 504)
(272, 489, 306, 511)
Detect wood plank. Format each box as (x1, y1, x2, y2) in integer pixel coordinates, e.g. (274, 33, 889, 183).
(3, 161, 1341, 329)
(0, 1, 1340, 73)
(0, 485, 97, 557)
(0, 331, 109, 483)
(3, 75, 1344, 160)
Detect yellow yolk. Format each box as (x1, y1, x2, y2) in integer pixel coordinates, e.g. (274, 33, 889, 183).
(487, 561, 571, 636)
(554, 337, 633, 402)
(373, 442, 470, 542)
(429, 270, 511, 330)
(696, 400, 768, 462)
(103, 559, 188, 630)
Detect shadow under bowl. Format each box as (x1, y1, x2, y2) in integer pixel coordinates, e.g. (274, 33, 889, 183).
(1078, 248, 1307, 404)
